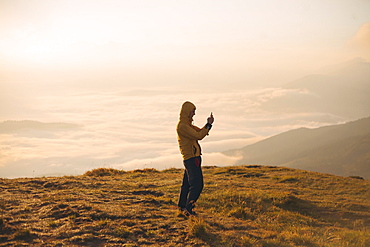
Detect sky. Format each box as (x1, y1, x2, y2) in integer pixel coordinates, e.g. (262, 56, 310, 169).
(1, 0, 369, 87)
(0, 0, 370, 178)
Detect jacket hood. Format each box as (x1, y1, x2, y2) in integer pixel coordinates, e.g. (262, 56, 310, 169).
(179, 101, 196, 121)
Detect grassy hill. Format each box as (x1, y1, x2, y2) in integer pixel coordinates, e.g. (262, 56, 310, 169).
(224, 117, 370, 180)
(1, 166, 369, 246)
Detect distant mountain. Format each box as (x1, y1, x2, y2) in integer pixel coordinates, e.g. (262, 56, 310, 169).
(224, 116, 370, 179)
(288, 57, 370, 90)
(261, 58, 370, 119)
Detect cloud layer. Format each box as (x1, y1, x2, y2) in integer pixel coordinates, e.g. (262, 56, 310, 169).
(0, 85, 350, 178)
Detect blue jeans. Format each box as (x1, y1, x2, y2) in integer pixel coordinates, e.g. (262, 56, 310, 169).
(178, 156, 204, 208)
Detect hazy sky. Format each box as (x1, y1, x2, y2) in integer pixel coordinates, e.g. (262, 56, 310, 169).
(1, 0, 369, 88)
(1, 0, 369, 178)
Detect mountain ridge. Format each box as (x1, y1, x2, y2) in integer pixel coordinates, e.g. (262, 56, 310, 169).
(224, 116, 370, 179)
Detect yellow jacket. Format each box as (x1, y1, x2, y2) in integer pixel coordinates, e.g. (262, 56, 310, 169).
(177, 101, 210, 161)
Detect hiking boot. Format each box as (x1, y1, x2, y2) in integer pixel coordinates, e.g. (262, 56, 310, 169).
(181, 208, 197, 217)
(184, 202, 197, 216)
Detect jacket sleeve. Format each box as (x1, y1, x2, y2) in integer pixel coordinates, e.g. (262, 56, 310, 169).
(178, 123, 209, 140)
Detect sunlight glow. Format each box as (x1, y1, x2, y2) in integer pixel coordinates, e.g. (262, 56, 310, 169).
(1, 0, 369, 71)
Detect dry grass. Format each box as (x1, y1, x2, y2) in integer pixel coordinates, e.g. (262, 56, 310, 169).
(0, 166, 369, 246)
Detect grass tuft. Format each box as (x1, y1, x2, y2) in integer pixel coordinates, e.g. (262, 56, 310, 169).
(278, 176, 300, 183)
(132, 168, 159, 173)
(84, 168, 126, 176)
(13, 228, 33, 240)
(47, 220, 59, 228)
(188, 217, 210, 240)
(228, 206, 256, 220)
(111, 227, 130, 238)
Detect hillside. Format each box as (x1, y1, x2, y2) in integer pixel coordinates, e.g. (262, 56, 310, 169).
(224, 116, 370, 180)
(1, 166, 369, 246)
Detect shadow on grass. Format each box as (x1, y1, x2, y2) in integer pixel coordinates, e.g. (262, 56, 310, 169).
(276, 194, 370, 227)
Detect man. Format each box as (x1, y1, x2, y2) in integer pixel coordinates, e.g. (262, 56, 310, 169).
(176, 101, 214, 216)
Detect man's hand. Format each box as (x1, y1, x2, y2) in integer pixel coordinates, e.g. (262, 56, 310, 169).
(207, 112, 214, 124)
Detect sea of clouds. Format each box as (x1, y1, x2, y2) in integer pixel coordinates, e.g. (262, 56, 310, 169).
(0, 86, 345, 178)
